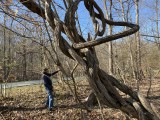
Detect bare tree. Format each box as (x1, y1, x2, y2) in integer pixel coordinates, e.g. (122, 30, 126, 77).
(155, 0, 160, 50)
(103, 0, 114, 75)
(3, 14, 7, 81)
(1, 0, 159, 119)
(134, 0, 142, 90)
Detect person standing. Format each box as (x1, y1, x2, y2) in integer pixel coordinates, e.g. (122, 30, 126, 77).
(42, 68, 59, 111)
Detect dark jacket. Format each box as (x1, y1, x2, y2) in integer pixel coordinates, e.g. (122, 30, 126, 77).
(42, 71, 59, 91)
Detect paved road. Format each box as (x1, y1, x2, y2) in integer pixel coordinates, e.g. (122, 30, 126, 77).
(0, 77, 84, 89)
(0, 80, 44, 89)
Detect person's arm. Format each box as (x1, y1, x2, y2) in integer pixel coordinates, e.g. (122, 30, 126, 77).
(43, 72, 52, 77)
(51, 70, 60, 76)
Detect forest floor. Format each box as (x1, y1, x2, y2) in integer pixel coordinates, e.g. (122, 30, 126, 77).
(0, 78, 160, 120)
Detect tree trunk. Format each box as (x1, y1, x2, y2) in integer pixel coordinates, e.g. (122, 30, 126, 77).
(108, 1, 114, 75)
(103, 0, 114, 75)
(68, 45, 159, 120)
(7, 19, 14, 79)
(3, 14, 7, 81)
(135, 0, 142, 85)
(155, 0, 160, 50)
(22, 43, 27, 81)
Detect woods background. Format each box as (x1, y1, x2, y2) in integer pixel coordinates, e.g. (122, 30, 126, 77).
(0, 0, 159, 82)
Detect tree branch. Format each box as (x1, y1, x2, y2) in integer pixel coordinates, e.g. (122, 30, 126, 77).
(20, 0, 46, 19)
(140, 34, 160, 38)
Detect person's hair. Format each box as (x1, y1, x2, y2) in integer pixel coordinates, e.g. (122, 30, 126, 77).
(43, 68, 49, 72)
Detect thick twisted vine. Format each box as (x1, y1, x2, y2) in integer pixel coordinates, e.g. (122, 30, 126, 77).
(72, 0, 139, 49)
(72, 22, 139, 49)
(84, 0, 106, 37)
(19, 0, 159, 119)
(64, 0, 82, 43)
(44, 0, 74, 59)
(20, 0, 138, 50)
(44, 0, 55, 28)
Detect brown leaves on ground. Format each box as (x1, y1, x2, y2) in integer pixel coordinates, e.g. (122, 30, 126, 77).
(0, 79, 159, 120)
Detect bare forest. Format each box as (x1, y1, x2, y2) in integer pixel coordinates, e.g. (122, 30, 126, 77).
(0, 0, 160, 120)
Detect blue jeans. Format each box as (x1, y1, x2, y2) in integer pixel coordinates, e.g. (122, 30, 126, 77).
(46, 89, 54, 109)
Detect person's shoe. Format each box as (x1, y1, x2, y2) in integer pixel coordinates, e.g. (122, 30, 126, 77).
(48, 107, 56, 111)
(48, 107, 53, 111)
(44, 104, 48, 108)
